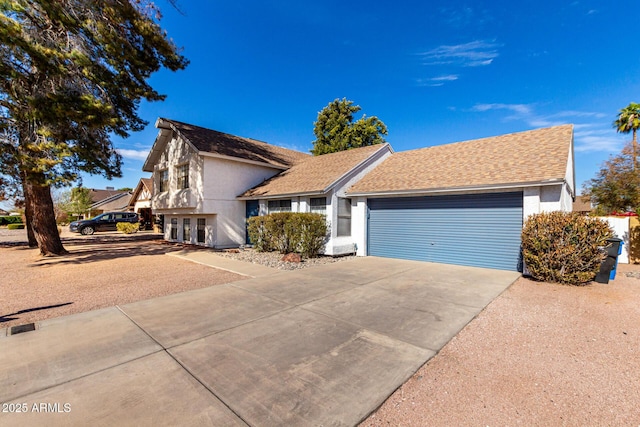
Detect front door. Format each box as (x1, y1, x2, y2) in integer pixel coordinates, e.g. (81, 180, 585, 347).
(245, 200, 260, 244)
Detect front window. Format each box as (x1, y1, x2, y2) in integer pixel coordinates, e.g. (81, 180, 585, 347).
(177, 164, 189, 190)
(337, 198, 351, 237)
(310, 197, 327, 215)
(170, 218, 177, 240)
(268, 199, 292, 213)
(159, 169, 169, 192)
(197, 218, 206, 243)
(183, 218, 191, 242)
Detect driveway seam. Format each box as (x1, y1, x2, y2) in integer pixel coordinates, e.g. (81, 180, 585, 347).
(114, 305, 252, 426)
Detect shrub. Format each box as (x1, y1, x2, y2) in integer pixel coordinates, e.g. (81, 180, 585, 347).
(116, 222, 139, 234)
(0, 216, 22, 226)
(247, 212, 327, 258)
(521, 211, 613, 285)
(7, 223, 25, 230)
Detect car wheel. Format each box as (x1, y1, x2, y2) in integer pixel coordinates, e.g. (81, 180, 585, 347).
(81, 226, 94, 235)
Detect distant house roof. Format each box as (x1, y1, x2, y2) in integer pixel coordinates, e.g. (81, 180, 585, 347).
(91, 191, 131, 211)
(143, 118, 309, 172)
(0, 208, 8, 215)
(89, 188, 129, 204)
(127, 178, 153, 209)
(240, 144, 392, 199)
(573, 195, 592, 213)
(348, 125, 574, 196)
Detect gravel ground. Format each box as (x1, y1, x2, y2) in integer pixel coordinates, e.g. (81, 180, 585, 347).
(361, 263, 640, 426)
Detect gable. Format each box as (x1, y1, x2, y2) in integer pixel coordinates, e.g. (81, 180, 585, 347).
(143, 118, 309, 172)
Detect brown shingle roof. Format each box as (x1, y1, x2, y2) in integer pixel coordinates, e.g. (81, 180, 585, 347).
(240, 144, 390, 198)
(348, 125, 573, 195)
(163, 119, 309, 168)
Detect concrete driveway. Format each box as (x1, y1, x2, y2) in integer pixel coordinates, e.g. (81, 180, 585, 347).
(0, 256, 519, 426)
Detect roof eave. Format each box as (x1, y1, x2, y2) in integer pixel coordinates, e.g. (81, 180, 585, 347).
(346, 179, 565, 197)
(238, 190, 326, 200)
(198, 151, 289, 170)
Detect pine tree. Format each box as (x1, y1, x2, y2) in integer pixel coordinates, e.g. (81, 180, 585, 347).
(0, 1, 188, 255)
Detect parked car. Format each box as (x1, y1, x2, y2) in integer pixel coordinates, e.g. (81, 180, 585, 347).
(69, 212, 139, 235)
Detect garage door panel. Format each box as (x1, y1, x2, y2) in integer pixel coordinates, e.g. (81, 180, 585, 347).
(368, 193, 523, 271)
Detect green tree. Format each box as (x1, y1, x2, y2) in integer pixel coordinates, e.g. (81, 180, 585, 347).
(311, 98, 388, 156)
(613, 102, 640, 170)
(0, 1, 188, 255)
(583, 143, 640, 214)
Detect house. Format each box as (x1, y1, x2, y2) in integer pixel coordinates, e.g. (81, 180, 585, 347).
(88, 188, 132, 215)
(127, 178, 154, 229)
(144, 119, 574, 271)
(572, 195, 592, 215)
(142, 118, 309, 247)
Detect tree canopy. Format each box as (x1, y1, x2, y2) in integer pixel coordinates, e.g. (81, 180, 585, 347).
(311, 98, 388, 156)
(0, 0, 187, 255)
(583, 143, 640, 214)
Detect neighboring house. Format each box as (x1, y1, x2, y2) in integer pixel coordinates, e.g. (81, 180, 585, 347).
(573, 195, 592, 215)
(144, 119, 575, 271)
(142, 118, 309, 247)
(0, 208, 8, 216)
(127, 178, 154, 228)
(88, 188, 132, 216)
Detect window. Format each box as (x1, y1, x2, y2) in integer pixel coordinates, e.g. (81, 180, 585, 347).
(183, 218, 191, 242)
(197, 218, 206, 243)
(176, 164, 189, 190)
(310, 197, 327, 215)
(337, 198, 351, 237)
(170, 218, 177, 240)
(159, 169, 169, 192)
(268, 199, 292, 213)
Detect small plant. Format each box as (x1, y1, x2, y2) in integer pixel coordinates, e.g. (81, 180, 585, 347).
(521, 211, 613, 285)
(116, 222, 139, 234)
(0, 216, 23, 226)
(7, 223, 25, 230)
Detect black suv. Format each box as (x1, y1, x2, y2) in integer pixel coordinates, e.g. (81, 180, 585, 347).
(70, 212, 139, 235)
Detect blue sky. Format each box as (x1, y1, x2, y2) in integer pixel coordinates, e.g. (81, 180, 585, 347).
(44, 1, 640, 200)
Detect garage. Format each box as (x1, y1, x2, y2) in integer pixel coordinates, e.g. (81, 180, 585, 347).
(367, 192, 523, 271)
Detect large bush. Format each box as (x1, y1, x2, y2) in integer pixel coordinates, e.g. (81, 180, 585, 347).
(521, 211, 613, 285)
(248, 212, 327, 258)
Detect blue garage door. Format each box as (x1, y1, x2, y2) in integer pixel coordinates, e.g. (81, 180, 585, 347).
(368, 192, 523, 271)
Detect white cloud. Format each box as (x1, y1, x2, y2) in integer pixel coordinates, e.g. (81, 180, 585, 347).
(416, 74, 459, 87)
(470, 104, 622, 153)
(470, 103, 534, 116)
(117, 148, 150, 161)
(418, 40, 501, 67)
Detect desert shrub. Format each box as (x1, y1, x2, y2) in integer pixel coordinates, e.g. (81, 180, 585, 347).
(247, 212, 327, 258)
(7, 223, 25, 230)
(0, 216, 22, 226)
(521, 211, 613, 285)
(116, 222, 139, 234)
(247, 215, 271, 252)
(287, 213, 327, 258)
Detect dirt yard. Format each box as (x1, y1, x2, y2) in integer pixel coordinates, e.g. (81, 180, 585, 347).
(0, 230, 245, 329)
(362, 263, 640, 426)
